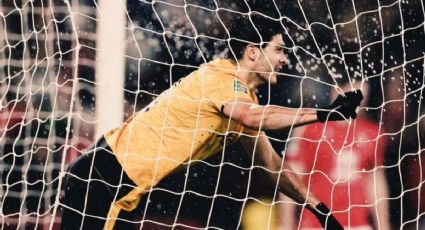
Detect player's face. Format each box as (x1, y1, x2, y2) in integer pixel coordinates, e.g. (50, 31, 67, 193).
(255, 34, 288, 85)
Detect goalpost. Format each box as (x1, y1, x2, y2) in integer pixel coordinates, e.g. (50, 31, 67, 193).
(0, 0, 424, 229)
(94, 0, 126, 138)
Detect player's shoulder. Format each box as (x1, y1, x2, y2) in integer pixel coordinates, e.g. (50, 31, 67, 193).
(201, 58, 238, 80)
(200, 59, 251, 92)
(174, 59, 235, 89)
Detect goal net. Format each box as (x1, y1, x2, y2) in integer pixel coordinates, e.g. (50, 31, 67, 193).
(0, 0, 424, 229)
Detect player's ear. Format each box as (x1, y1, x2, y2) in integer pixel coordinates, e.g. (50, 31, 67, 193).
(245, 44, 259, 61)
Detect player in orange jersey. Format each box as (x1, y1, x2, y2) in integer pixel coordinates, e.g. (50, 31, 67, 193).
(60, 14, 362, 229)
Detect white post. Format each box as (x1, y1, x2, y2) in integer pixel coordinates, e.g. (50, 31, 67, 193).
(95, 0, 127, 138)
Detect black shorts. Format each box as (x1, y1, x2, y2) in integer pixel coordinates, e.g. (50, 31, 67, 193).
(60, 136, 137, 229)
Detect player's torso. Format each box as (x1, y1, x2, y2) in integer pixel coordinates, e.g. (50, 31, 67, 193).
(117, 68, 245, 157)
(104, 59, 258, 187)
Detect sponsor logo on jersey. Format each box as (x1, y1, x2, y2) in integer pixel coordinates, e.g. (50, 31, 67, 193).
(233, 80, 248, 94)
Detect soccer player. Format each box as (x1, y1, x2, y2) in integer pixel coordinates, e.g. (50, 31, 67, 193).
(60, 14, 362, 229)
(279, 80, 390, 229)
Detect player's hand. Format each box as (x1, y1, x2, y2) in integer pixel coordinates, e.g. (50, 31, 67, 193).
(317, 90, 363, 122)
(312, 203, 344, 230)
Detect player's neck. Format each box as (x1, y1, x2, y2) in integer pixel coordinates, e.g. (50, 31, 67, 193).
(228, 58, 261, 90)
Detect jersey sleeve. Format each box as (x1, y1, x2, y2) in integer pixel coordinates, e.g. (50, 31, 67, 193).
(207, 74, 259, 136)
(208, 75, 257, 112)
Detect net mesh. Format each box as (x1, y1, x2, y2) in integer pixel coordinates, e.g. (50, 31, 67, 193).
(1, 0, 424, 229)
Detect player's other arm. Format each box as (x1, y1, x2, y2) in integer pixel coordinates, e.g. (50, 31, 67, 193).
(368, 169, 391, 230)
(239, 134, 343, 229)
(222, 90, 363, 131)
(239, 134, 318, 205)
(278, 181, 300, 229)
(368, 134, 390, 230)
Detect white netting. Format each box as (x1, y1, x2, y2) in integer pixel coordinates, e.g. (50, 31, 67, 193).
(0, 0, 96, 228)
(0, 0, 424, 229)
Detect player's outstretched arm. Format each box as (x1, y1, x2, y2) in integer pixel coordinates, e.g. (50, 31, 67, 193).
(222, 99, 317, 131)
(239, 134, 343, 230)
(222, 90, 363, 131)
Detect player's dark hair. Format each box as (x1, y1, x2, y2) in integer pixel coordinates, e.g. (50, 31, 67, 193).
(226, 13, 283, 60)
